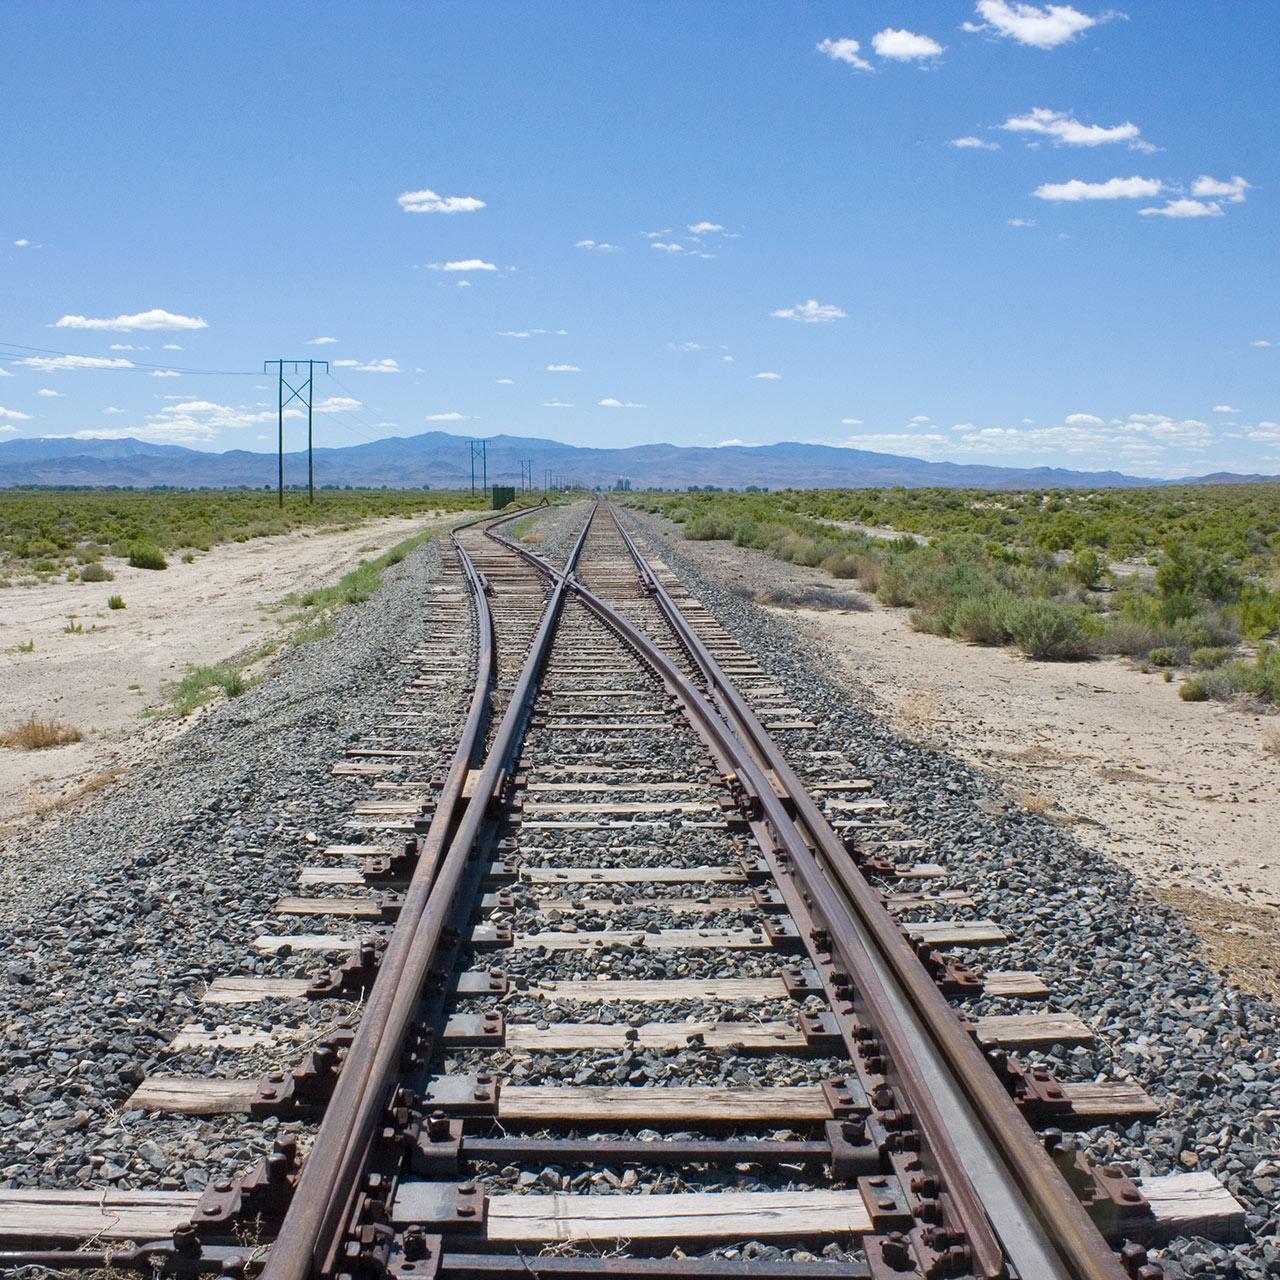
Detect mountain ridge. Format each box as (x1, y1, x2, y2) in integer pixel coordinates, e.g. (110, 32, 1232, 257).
(0, 430, 1272, 490)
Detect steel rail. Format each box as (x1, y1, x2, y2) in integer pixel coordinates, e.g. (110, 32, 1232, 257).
(600, 502, 1129, 1280)
(260, 508, 593, 1280)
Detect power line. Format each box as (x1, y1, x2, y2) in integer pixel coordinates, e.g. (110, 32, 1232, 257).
(0, 338, 259, 377)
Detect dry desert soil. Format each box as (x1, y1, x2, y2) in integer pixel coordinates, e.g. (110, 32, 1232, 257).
(0, 512, 460, 837)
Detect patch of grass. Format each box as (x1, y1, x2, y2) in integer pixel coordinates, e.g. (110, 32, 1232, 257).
(181, 551, 195, 564)
(165, 661, 255, 717)
(127, 542, 168, 570)
(11, 638, 35, 654)
(1263, 731, 1280, 758)
(107, 594, 126, 610)
(64, 617, 84, 634)
(1180, 645, 1280, 706)
(79, 561, 113, 583)
(0, 716, 83, 750)
(756, 584, 869, 611)
(1148, 646, 1177, 667)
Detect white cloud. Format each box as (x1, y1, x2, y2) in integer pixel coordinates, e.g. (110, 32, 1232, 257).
(576, 239, 619, 251)
(817, 37, 872, 72)
(13, 238, 30, 247)
(909, 415, 931, 423)
(542, 400, 573, 408)
(54, 308, 207, 332)
(456, 280, 472, 288)
(0, 368, 11, 377)
(161, 343, 184, 350)
(18, 354, 135, 372)
(332, 358, 400, 373)
(1139, 198, 1224, 219)
(670, 341, 703, 352)
(397, 188, 485, 214)
(546, 363, 581, 372)
(753, 372, 782, 380)
(496, 378, 514, 384)
(534, 328, 569, 335)
(970, 0, 1100, 49)
(1001, 107, 1143, 148)
(1066, 412, 1105, 425)
(771, 299, 847, 323)
(1192, 175, 1250, 204)
(428, 259, 497, 272)
(1213, 405, 1238, 413)
(722, 355, 735, 363)
(149, 369, 180, 378)
(313, 396, 362, 413)
(841, 417, 865, 425)
(951, 136, 1000, 150)
(651, 242, 684, 253)
(872, 28, 944, 60)
(307, 336, 339, 345)
(497, 330, 530, 338)
(102, 406, 125, 413)
(109, 343, 146, 350)
(598, 398, 644, 408)
(641, 229, 672, 238)
(0, 406, 33, 420)
(1250, 340, 1272, 348)
(1008, 217, 1037, 226)
(35, 388, 63, 397)
(688, 221, 724, 234)
(0, 425, 14, 433)
(426, 411, 466, 421)
(714, 438, 763, 448)
(1034, 176, 1162, 201)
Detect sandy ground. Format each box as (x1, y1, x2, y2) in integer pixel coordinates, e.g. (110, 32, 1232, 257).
(651, 524, 1280, 995)
(0, 513, 457, 834)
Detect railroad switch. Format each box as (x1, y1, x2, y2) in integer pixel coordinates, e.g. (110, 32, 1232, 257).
(192, 1136, 301, 1228)
(1043, 1130, 1154, 1238)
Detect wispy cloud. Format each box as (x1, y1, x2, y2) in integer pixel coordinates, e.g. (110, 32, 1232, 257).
(1139, 198, 1223, 219)
(1249, 340, 1272, 349)
(496, 378, 515, 384)
(872, 28, 944, 60)
(817, 37, 872, 72)
(0, 406, 33, 420)
(598, 398, 644, 408)
(497, 330, 530, 338)
(771, 299, 847, 323)
(398, 188, 485, 214)
(546, 363, 581, 373)
(966, 0, 1103, 50)
(650, 242, 684, 254)
(54, 308, 207, 332)
(576, 239, 619, 251)
(753, 372, 782, 380)
(307, 336, 339, 345)
(1192, 175, 1250, 204)
(427, 258, 497, 271)
(1001, 107, 1148, 149)
(689, 221, 724, 235)
(148, 370, 180, 378)
(18, 354, 135, 372)
(13, 238, 31, 248)
(312, 396, 362, 413)
(1008, 217, 1037, 227)
(1213, 405, 1238, 414)
(427, 411, 467, 421)
(951, 136, 1000, 150)
(542, 400, 574, 408)
(841, 418, 865, 425)
(35, 388, 63, 398)
(1034, 176, 1162, 201)
(332, 358, 401, 373)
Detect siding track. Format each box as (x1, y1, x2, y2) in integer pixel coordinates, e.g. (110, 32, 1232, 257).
(0, 502, 1246, 1279)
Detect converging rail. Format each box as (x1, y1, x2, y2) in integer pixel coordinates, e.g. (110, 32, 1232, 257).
(0, 501, 1245, 1280)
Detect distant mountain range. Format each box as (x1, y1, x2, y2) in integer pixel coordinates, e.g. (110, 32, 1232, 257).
(0, 431, 1273, 491)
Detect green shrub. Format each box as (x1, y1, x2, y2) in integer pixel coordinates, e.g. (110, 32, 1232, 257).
(1179, 676, 1209, 701)
(1191, 646, 1232, 669)
(128, 543, 168, 570)
(876, 560, 916, 607)
(822, 552, 862, 579)
(951, 592, 1013, 645)
(181, 551, 195, 564)
(684, 513, 734, 541)
(79, 562, 113, 583)
(32, 559, 56, 573)
(107, 595, 126, 610)
(1066, 547, 1104, 589)
(1002, 599, 1094, 659)
(1148, 647, 1177, 667)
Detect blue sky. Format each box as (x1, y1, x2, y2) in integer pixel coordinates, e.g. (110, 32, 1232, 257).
(1, 1, 1276, 478)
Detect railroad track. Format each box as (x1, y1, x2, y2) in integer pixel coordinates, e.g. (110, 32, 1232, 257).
(0, 501, 1247, 1279)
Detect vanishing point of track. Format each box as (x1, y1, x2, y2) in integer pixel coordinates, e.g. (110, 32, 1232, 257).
(0, 501, 1245, 1279)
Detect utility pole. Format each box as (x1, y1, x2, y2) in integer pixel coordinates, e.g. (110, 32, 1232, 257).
(468, 439, 488, 500)
(264, 359, 328, 506)
(520, 459, 532, 491)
